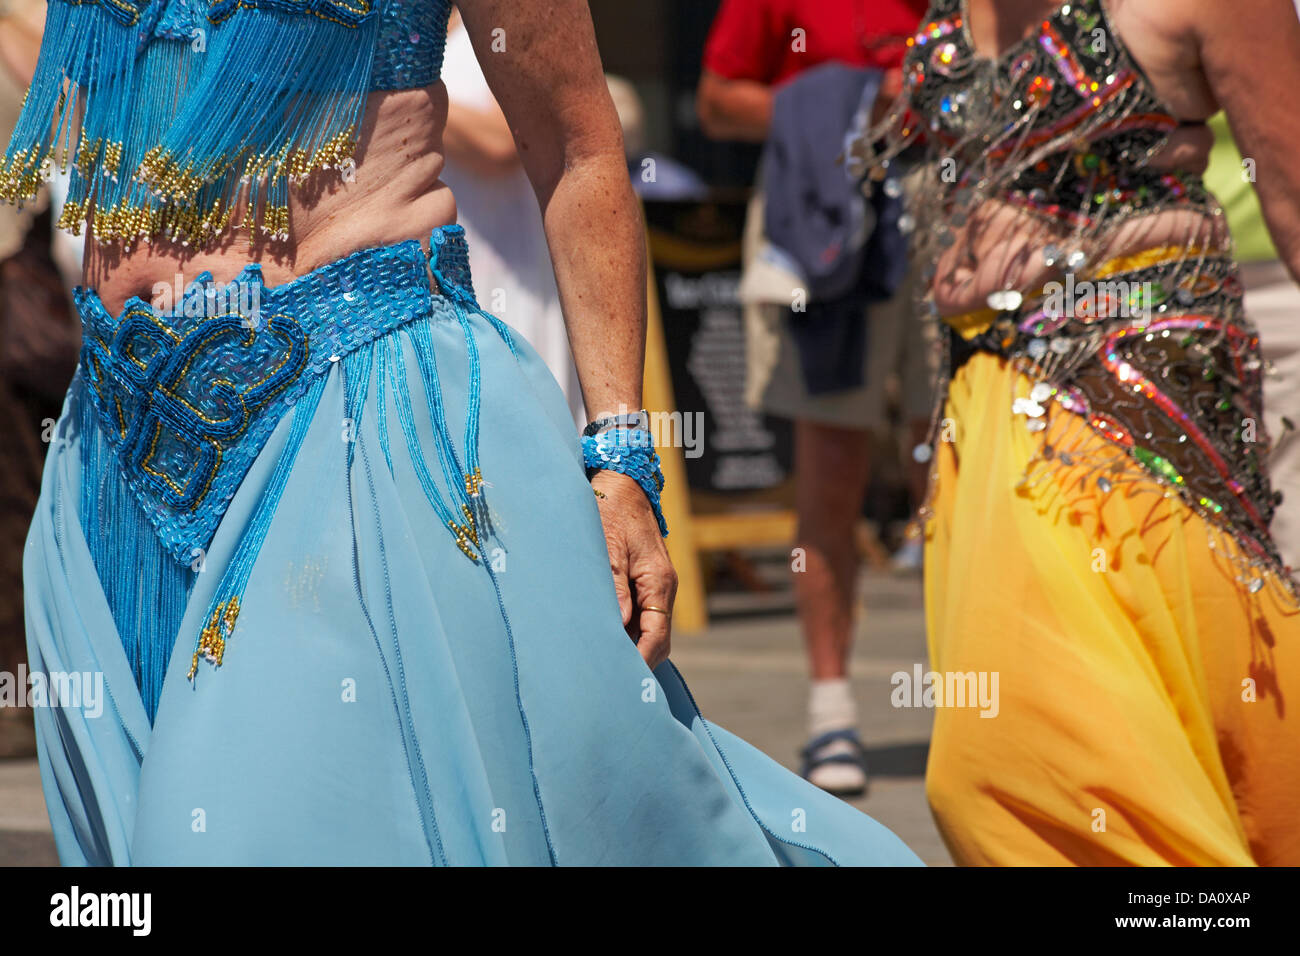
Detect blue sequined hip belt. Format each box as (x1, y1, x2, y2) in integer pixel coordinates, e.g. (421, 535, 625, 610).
(72, 224, 520, 715)
(74, 225, 494, 567)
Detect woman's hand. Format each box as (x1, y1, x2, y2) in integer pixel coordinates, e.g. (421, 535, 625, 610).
(591, 469, 677, 669)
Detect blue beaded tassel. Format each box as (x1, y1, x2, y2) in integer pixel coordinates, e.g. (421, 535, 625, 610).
(187, 375, 327, 682)
(78, 383, 197, 724)
(0, 0, 150, 219)
(427, 225, 518, 553)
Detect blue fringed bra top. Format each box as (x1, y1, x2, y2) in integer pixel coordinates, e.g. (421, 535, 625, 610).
(0, 0, 453, 245)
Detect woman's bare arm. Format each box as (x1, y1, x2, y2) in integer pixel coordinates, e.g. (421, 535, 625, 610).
(1181, 0, 1300, 281)
(458, 0, 676, 664)
(459, 0, 644, 421)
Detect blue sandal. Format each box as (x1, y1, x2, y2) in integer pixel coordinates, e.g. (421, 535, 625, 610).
(800, 728, 869, 796)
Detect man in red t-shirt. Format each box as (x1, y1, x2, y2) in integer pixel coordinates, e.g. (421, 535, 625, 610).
(698, 0, 923, 140)
(697, 0, 930, 797)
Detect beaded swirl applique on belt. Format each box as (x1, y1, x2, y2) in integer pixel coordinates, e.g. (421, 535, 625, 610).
(73, 239, 436, 566)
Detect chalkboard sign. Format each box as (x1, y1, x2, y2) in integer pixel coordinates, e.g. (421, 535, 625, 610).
(644, 197, 794, 498)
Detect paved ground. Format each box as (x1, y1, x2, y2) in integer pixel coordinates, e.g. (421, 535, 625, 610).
(0, 757, 57, 866)
(677, 569, 951, 866)
(0, 568, 948, 866)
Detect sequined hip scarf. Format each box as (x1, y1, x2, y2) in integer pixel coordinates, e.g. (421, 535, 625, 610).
(936, 244, 1293, 595)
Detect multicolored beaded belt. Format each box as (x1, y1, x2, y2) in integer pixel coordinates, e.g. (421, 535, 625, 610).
(937, 244, 1293, 597)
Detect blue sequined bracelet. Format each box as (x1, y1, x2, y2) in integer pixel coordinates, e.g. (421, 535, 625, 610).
(582, 427, 669, 537)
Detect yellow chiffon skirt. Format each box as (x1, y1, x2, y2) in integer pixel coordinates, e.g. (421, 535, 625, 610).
(924, 350, 1300, 866)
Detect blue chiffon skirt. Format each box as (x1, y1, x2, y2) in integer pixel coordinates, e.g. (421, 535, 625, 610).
(24, 226, 920, 866)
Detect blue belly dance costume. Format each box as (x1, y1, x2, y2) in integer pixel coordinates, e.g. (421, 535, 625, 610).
(3, 0, 920, 865)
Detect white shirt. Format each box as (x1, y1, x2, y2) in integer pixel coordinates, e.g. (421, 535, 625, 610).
(440, 25, 584, 424)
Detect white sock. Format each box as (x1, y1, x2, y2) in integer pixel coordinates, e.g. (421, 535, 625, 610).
(808, 678, 857, 740)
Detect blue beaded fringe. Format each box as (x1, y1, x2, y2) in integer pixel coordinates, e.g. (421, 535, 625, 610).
(0, 0, 453, 244)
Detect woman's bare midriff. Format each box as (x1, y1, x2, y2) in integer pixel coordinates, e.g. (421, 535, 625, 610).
(83, 83, 458, 317)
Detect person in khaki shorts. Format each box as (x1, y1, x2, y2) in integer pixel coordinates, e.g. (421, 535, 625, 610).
(698, 0, 931, 795)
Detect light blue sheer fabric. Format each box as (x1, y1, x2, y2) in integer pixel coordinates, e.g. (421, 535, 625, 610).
(24, 236, 922, 866)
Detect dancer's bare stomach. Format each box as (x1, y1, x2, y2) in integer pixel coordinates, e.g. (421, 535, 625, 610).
(84, 84, 458, 317)
(931, 126, 1225, 319)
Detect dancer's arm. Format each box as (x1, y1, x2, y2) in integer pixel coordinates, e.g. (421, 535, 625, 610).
(459, 0, 676, 667)
(1184, 0, 1300, 282)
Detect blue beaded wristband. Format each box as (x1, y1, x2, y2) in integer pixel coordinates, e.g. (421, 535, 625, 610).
(582, 427, 669, 537)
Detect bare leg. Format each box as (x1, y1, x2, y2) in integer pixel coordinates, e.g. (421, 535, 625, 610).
(794, 419, 873, 679)
(793, 419, 873, 794)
